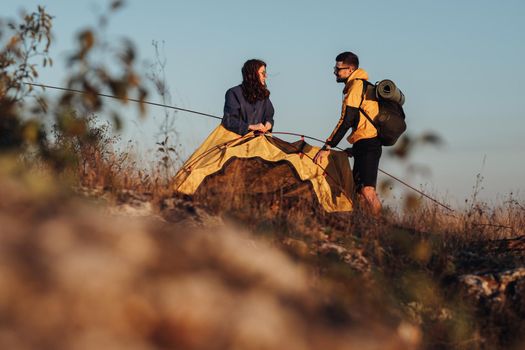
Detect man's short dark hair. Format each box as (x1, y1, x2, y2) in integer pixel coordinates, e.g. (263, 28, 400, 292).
(336, 51, 359, 68)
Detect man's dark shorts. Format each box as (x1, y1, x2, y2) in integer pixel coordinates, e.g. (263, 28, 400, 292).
(352, 137, 382, 190)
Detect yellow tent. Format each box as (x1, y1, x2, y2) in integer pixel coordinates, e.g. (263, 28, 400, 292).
(172, 125, 354, 212)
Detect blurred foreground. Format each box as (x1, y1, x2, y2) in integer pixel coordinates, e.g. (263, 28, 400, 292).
(1, 159, 525, 350)
(0, 163, 416, 350)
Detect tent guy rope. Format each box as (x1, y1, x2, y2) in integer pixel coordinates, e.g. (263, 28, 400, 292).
(24, 81, 454, 212)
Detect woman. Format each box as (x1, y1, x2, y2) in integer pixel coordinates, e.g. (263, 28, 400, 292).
(222, 59, 274, 135)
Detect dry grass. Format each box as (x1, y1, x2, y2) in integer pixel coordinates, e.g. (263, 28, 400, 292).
(2, 131, 525, 349)
(170, 154, 525, 349)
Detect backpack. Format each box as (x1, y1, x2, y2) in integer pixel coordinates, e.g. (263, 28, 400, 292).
(357, 79, 407, 146)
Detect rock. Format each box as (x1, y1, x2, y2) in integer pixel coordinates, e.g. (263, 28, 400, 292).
(160, 196, 224, 228)
(458, 267, 525, 306)
(108, 201, 154, 217)
(317, 242, 371, 275)
(282, 238, 310, 258)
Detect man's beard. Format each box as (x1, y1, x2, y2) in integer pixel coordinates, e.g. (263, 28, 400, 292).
(336, 77, 347, 83)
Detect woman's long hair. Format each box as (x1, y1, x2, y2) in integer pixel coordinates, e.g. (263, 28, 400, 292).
(241, 59, 270, 104)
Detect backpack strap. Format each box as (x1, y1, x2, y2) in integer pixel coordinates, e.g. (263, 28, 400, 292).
(355, 78, 377, 129)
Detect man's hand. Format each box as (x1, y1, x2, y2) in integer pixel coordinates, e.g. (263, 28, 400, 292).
(313, 149, 330, 164)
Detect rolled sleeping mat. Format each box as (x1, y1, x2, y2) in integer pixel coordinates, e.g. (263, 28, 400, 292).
(376, 79, 405, 106)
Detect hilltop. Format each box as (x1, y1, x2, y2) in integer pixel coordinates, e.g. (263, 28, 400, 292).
(1, 163, 524, 349)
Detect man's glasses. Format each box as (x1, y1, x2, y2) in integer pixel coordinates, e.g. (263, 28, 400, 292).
(333, 66, 352, 73)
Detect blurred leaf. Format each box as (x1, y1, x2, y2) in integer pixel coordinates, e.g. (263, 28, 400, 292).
(22, 120, 40, 143)
(111, 0, 124, 11)
(31, 96, 48, 114)
(388, 135, 412, 159)
(419, 132, 443, 146)
(79, 30, 94, 48)
(67, 53, 80, 65)
(59, 92, 74, 106)
(404, 194, 422, 212)
(77, 30, 94, 59)
(127, 73, 139, 86)
(111, 112, 122, 131)
(138, 87, 147, 116)
(82, 82, 102, 111)
(379, 179, 394, 195)
(119, 39, 135, 66)
(58, 111, 87, 137)
(30, 64, 39, 78)
(108, 79, 128, 101)
(7, 35, 19, 49)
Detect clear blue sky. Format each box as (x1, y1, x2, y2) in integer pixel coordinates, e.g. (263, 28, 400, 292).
(3, 0, 525, 207)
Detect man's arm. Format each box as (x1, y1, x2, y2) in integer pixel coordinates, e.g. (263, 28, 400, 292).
(325, 106, 359, 148)
(313, 107, 358, 164)
(314, 80, 363, 164)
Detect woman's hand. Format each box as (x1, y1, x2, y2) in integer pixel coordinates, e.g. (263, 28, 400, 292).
(248, 123, 265, 131)
(248, 122, 272, 133)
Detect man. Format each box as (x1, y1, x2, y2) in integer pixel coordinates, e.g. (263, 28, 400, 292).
(313, 51, 382, 215)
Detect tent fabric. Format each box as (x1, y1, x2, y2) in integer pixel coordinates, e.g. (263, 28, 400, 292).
(172, 125, 354, 212)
